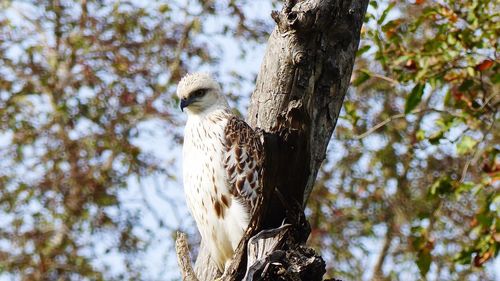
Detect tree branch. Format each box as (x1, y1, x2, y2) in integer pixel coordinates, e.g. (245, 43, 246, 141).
(192, 0, 369, 279)
(352, 108, 464, 140)
(176, 232, 199, 281)
(249, 0, 369, 209)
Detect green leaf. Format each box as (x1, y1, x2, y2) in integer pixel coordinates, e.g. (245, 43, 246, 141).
(344, 101, 360, 126)
(457, 136, 478, 155)
(353, 70, 371, 86)
(493, 193, 500, 204)
(447, 34, 457, 46)
(476, 213, 493, 228)
(459, 79, 474, 92)
(444, 89, 453, 106)
(381, 19, 401, 32)
(378, 2, 396, 25)
(357, 45, 371, 56)
(417, 250, 432, 277)
(429, 176, 453, 197)
(491, 72, 500, 84)
(405, 83, 425, 113)
(467, 66, 475, 77)
(416, 130, 425, 141)
(158, 4, 170, 13)
(364, 12, 375, 23)
(96, 194, 118, 206)
(428, 130, 444, 145)
(455, 182, 475, 195)
(393, 55, 410, 65)
(455, 249, 473, 265)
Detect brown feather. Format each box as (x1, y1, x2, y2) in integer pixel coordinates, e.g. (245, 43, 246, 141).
(223, 116, 264, 212)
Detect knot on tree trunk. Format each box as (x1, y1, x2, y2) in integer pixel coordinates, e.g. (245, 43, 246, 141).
(244, 224, 326, 281)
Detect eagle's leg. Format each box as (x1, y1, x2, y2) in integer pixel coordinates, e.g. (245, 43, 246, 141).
(224, 259, 232, 272)
(214, 259, 232, 281)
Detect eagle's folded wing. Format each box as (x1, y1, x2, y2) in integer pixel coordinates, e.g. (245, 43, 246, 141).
(223, 116, 264, 212)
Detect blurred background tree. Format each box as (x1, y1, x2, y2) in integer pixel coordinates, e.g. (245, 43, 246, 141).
(307, 0, 499, 280)
(0, 0, 272, 279)
(0, 0, 497, 281)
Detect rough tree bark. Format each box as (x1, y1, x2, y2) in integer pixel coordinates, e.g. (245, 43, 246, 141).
(179, 0, 369, 280)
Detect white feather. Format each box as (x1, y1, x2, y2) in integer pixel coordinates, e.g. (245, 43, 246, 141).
(179, 73, 259, 272)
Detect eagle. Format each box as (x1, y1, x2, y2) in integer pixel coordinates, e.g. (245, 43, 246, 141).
(177, 73, 263, 273)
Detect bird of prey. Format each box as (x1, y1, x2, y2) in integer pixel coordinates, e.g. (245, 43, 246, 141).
(177, 73, 263, 273)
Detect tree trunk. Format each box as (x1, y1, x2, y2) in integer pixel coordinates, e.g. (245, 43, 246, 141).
(186, 0, 368, 280)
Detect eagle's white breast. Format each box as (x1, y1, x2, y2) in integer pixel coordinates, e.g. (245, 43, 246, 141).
(183, 109, 250, 271)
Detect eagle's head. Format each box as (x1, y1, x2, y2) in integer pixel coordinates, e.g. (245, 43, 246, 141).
(176, 73, 228, 115)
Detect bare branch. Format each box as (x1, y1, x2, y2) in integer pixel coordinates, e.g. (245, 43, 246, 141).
(176, 232, 200, 281)
(370, 73, 400, 85)
(352, 108, 464, 140)
(460, 116, 497, 182)
(353, 112, 407, 140)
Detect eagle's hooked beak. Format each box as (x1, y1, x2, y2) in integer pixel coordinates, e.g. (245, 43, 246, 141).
(180, 98, 191, 112)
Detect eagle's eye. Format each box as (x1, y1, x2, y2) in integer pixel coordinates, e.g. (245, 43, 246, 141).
(191, 89, 207, 99)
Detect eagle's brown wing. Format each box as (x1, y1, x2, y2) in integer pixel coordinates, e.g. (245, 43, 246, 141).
(223, 116, 264, 212)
